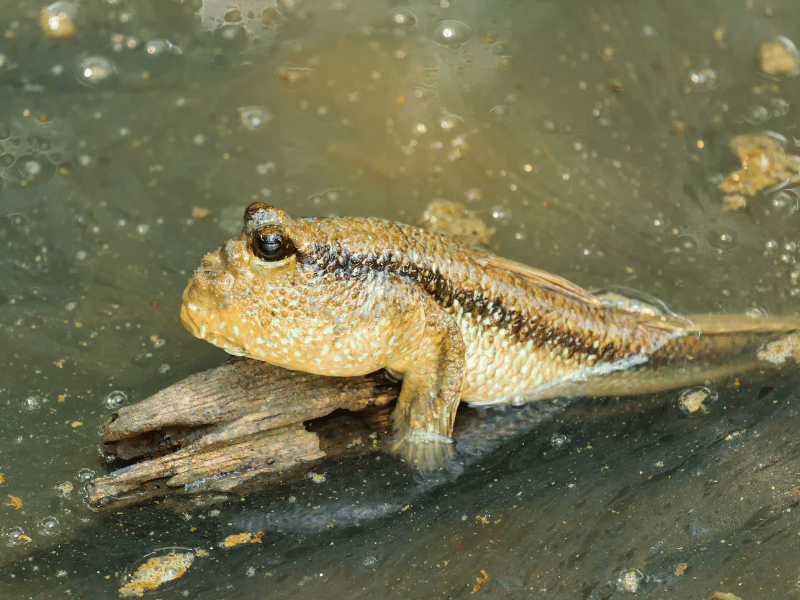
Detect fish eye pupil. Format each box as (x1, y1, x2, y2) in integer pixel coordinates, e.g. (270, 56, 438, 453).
(258, 233, 283, 256)
(250, 227, 296, 261)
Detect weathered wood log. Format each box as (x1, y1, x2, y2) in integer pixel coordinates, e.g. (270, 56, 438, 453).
(87, 358, 400, 509)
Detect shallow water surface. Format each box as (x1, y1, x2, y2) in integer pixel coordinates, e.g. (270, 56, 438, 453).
(3, 0, 800, 598)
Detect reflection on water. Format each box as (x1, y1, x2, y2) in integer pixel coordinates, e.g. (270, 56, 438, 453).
(2, 0, 800, 597)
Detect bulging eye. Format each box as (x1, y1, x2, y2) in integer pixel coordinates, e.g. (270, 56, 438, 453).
(250, 226, 296, 261)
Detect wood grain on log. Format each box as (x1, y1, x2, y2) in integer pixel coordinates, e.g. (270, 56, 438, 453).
(88, 358, 400, 509)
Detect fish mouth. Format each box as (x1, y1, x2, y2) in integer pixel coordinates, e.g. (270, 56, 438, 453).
(179, 287, 248, 356)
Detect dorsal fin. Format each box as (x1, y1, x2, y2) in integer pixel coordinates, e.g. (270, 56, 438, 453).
(474, 252, 602, 306)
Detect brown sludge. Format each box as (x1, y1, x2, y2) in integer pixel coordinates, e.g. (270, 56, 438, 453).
(88, 358, 399, 509)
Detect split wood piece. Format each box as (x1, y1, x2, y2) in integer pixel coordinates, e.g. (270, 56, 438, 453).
(87, 358, 400, 509)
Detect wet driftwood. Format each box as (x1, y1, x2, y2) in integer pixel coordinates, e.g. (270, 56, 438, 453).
(87, 358, 400, 509)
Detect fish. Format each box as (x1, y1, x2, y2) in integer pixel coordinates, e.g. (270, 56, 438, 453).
(180, 202, 800, 469)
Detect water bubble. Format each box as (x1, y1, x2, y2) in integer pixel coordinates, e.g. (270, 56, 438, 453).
(706, 227, 737, 250)
(145, 39, 169, 56)
(490, 205, 511, 222)
(62, 298, 79, 311)
(770, 188, 799, 215)
(255, 161, 277, 176)
(261, 6, 285, 26)
(40, 1, 77, 40)
(76, 468, 96, 482)
(24, 395, 41, 410)
(439, 113, 462, 130)
(312, 103, 336, 122)
(616, 569, 644, 592)
(104, 390, 128, 409)
(535, 117, 561, 134)
(745, 306, 769, 321)
(387, 8, 416, 28)
(549, 433, 569, 449)
(685, 67, 717, 91)
(678, 386, 718, 414)
(76, 56, 118, 86)
(54, 481, 74, 496)
(742, 104, 771, 124)
(224, 9, 243, 22)
(0, 153, 15, 168)
(4, 527, 27, 547)
(238, 106, 273, 131)
(20, 159, 42, 177)
(433, 20, 472, 47)
(37, 516, 59, 536)
(510, 395, 525, 407)
(489, 104, 508, 122)
(276, 65, 313, 90)
(759, 36, 800, 76)
(216, 23, 247, 44)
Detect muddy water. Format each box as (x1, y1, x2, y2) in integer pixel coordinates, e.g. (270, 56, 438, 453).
(2, 0, 800, 598)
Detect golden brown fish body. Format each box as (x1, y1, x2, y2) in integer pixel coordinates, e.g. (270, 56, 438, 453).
(181, 203, 800, 468)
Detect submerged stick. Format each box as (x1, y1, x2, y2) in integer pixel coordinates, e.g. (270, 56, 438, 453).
(87, 358, 399, 509)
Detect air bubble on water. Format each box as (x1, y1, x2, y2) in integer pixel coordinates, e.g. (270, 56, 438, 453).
(4, 527, 27, 547)
(218, 22, 247, 42)
(145, 39, 170, 56)
(764, 239, 779, 255)
(510, 395, 525, 407)
(706, 227, 737, 250)
(255, 161, 277, 176)
(55, 481, 74, 496)
(549, 433, 568, 448)
(433, 20, 472, 47)
(678, 386, 717, 414)
(616, 569, 644, 592)
(21, 159, 41, 177)
(770, 97, 790, 118)
(745, 306, 769, 320)
(224, 9, 243, 22)
(387, 8, 416, 28)
(37, 516, 59, 536)
(24, 395, 41, 410)
(238, 106, 273, 131)
(742, 104, 771, 124)
(685, 67, 717, 92)
(159, 364, 171, 374)
(490, 205, 511, 222)
(439, 114, 462, 130)
(770, 188, 799, 215)
(489, 104, 508, 122)
(76, 468, 96, 482)
(76, 56, 118, 86)
(104, 390, 128, 409)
